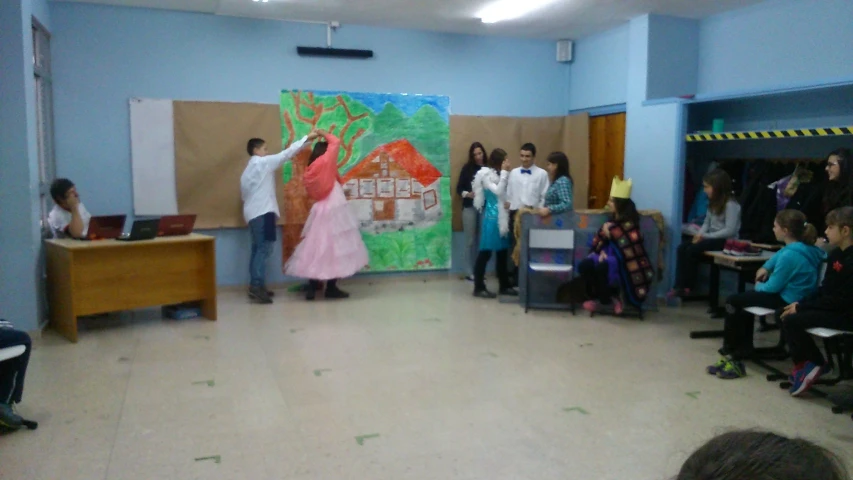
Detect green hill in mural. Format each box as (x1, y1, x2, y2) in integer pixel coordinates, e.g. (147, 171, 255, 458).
(352, 103, 450, 174)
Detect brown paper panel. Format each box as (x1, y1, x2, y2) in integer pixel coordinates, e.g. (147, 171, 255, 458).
(173, 101, 284, 229)
(564, 112, 591, 210)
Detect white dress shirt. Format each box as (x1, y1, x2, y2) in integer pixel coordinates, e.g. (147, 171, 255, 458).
(241, 136, 308, 223)
(48, 203, 91, 238)
(506, 164, 550, 210)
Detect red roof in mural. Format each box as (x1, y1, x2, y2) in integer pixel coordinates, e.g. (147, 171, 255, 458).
(342, 139, 442, 187)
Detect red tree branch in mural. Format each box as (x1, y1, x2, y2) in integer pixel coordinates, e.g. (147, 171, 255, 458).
(335, 95, 368, 167)
(281, 111, 296, 146)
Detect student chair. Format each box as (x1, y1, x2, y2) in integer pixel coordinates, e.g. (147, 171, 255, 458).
(0, 345, 38, 431)
(525, 228, 575, 314)
(736, 306, 789, 379)
(804, 327, 853, 413)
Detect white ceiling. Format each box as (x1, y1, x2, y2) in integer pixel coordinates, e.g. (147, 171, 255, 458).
(52, 0, 766, 39)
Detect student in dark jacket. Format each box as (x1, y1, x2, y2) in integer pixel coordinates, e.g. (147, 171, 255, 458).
(782, 206, 853, 397)
(456, 142, 486, 281)
(796, 148, 853, 247)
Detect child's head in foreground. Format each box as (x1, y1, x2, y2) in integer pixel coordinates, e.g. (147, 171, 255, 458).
(676, 429, 848, 480)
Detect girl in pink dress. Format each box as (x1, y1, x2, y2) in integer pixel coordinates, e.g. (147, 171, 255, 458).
(284, 131, 369, 300)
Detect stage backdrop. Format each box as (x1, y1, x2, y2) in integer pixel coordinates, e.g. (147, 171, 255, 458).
(279, 90, 452, 273)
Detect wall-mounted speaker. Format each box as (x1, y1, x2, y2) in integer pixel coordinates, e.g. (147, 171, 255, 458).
(556, 39, 573, 63)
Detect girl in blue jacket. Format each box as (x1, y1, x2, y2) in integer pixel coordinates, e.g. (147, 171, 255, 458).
(707, 210, 824, 379)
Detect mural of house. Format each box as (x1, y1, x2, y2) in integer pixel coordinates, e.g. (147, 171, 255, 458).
(342, 139, 442, 228)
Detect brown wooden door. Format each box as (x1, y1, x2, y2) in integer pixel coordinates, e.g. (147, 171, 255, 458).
(588, 112, 626, 209)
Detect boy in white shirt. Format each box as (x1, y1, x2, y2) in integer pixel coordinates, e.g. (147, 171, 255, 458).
(241, 130, 319, 303)
(48, 178, 91, 239)
(505, 143, 550, 283)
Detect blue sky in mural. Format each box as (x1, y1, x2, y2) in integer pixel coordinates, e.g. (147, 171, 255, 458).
(310, 90, 450, 123)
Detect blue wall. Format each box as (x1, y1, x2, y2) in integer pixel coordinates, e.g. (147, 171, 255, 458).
(646, 15, 698, 100)
(50, 3, 569, 287)
(567, 23, 629, 111)
(0, 0, 51, 331)
(698, 0, 853, 96)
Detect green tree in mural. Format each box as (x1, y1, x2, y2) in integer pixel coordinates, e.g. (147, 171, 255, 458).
(280, 91, 373, 182)
(355, 103, 450, 175)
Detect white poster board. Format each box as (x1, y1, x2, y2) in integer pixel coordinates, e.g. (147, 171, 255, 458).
(129, 98, 178, 216)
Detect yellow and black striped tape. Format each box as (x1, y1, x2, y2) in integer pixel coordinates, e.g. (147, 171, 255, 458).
(686, 126, 853, 142)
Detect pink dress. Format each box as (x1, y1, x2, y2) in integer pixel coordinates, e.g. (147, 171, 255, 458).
(284, 134, 369, 280)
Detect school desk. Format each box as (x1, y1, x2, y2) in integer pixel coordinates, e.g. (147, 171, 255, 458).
(45, 233, 217, 343)
(689, 250, 774, 339)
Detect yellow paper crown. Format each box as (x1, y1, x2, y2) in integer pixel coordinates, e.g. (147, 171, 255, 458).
(610, 176, 633, 199)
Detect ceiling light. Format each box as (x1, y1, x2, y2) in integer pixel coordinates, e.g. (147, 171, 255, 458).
(252, 0, 269, 3)
(477, 0, 559, 23)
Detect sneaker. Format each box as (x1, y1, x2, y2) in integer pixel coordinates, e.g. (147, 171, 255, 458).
(611, 297, 623, 315)
(0, 404, 23, 431)
(499, 287, 519, 296)
(582, 300, 598, 312)
(740, 244, 762, 257)
(473, 289, 497, 299)
(723, 239, 735, 255)
(465, 275, 475, 282)
(716, 359, 747, 379)
(706, 357, 728, 375)
(789, 362, 824, 396)
(788, 362, 806, 382)
(248, 286, 273, 304)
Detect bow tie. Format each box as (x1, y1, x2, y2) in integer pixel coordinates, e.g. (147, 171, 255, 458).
(520, 169, 532, 175)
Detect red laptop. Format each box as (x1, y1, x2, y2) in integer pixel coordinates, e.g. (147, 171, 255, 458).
(158, 214, 196, 236)
(85, 215, 126, 240)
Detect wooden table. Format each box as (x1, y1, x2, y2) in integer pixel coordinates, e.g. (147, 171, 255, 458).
(45, 233, 217, 343)
(689, 250, 773, 339)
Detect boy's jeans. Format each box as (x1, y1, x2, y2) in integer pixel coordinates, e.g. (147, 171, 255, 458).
(249, 216, 272, 288)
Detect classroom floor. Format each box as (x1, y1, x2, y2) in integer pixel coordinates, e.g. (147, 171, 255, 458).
(2, 276, 852, 480)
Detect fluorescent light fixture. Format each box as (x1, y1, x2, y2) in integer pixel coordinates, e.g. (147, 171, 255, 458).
(252, 0, 269, 2)
(477, 0, 559, 23)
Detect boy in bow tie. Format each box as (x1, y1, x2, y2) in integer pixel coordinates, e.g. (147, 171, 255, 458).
(505, 143, 550, 284)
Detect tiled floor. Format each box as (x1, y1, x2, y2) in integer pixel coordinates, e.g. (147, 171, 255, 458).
(2, 277, 852, 479)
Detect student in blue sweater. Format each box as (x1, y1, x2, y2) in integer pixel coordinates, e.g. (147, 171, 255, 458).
(707, 210, 824, 379)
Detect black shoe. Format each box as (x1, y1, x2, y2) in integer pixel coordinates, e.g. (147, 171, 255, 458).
(248, 286, 272, 304)
(305, 284, 316, 301)
(473, 289, 497, 299)
(325, 287, 350, 299)
(499, 287, 519, 296)
(0, 404, 23, 431)
(267, 290, 275, 298)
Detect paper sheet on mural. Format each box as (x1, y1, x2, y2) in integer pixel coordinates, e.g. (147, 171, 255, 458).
(280, 90, 451, 272)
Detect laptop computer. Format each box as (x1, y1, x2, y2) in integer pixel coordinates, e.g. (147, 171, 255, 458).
(84, 215, 126, 240)
(116, 219, 160, 242)
(158, 214, 196, 237)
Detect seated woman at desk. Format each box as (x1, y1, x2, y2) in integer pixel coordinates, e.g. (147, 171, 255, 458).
(706, 210, 823, 380)
(578, 177, 654, 315)
(47, 178, 91, 239)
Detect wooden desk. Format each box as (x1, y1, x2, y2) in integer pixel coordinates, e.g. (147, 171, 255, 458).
(45, 233, 217, 343)
(689, 250, 773, 340)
